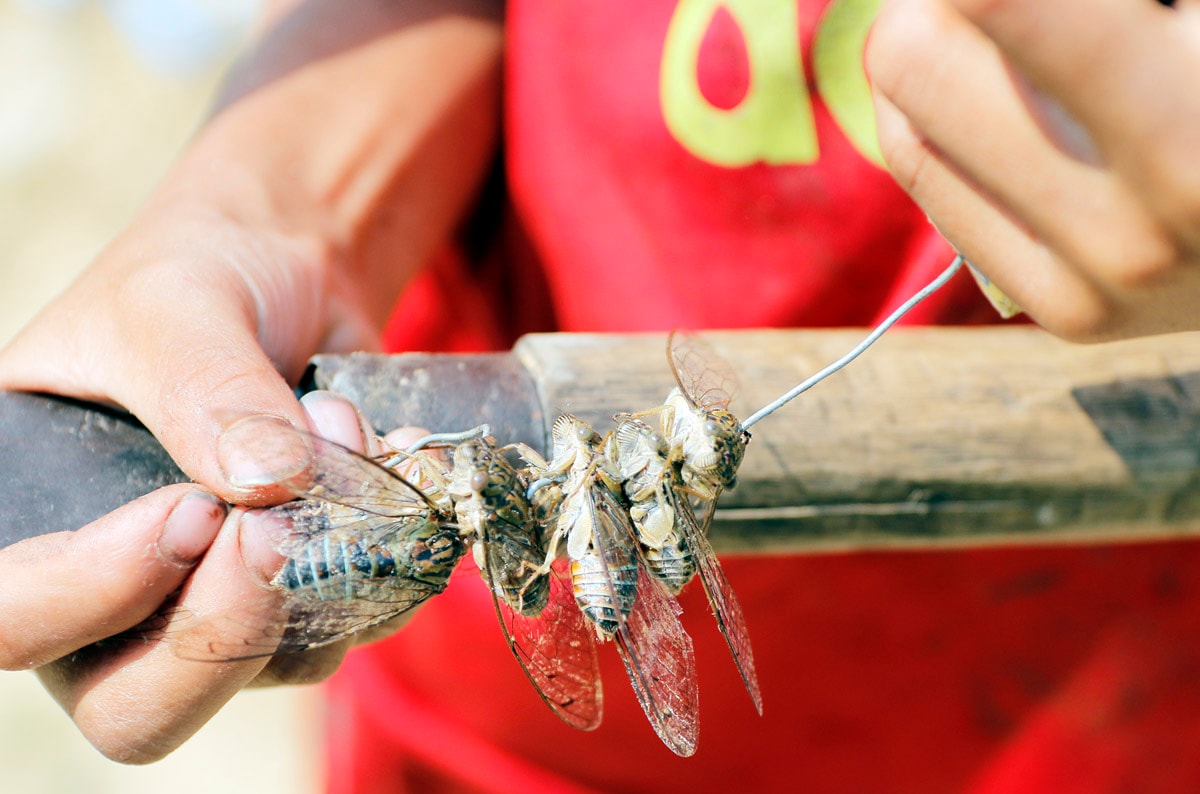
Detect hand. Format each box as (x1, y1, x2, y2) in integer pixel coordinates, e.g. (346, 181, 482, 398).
(868, 0, 1200, 341)
(1, 391, 396, 764)
(0, 0, 502, 759)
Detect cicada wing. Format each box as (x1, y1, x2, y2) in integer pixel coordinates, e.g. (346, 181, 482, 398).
(675, 490, 762, 714)
(667, 329, 739, 413)
(613, 569, 700, 757)
(168, 585, 440, 662)
(589, 485, 699, 757)
(262, 498, 413, 560)
(487, 554, 604, 731)
(171, 505, 453, 662)
(225, 416, 438, 519)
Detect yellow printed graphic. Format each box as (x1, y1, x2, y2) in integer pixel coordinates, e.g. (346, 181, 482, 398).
(660, 0, 885, 168)
(813, 0, 883, 166)
(660, 0, 818, 167)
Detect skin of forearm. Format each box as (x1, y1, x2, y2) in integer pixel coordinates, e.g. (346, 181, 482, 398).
(151, 0, 506, 328)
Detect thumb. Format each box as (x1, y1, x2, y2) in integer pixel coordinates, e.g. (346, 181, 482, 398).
(0, 262, 314, 507)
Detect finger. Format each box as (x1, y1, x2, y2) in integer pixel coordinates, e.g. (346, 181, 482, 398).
(0, 484, 224, 671)
(871, 92, 1125, 340)
(382, 426, 438, 452)
(948, 0, 1200, 234)
(300, 390, 375, 453)
(948, 0, 1181, 140)
(36, 506, 293, 763)
(0, 229, 325, 507)
(868, 0, 1175, 286)
(876, 92, 1200, 338)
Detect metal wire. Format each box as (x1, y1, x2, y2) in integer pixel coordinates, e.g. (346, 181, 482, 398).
(740, 254, 966, 430)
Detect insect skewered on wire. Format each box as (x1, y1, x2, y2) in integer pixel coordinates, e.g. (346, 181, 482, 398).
(527, 414, 700, 757)
(626, 253, 968, 713)
(613, 330, 761, 714)
(444, 434, 604, 732)
(168, 419, 466, 662)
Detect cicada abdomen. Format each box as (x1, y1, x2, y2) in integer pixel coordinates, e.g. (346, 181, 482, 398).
(276, 503, 463, 603)
(568, 512, 641, 639)
(542, 413, 699, 756)
(613, 416, 696, 594)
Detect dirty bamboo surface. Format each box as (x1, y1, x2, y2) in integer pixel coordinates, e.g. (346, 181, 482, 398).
(4, 327, 1199, 553)
(319, 327, 1200, 555)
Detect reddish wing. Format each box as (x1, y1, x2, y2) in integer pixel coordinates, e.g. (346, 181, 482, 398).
(485, 553, 604, 731)
(675, 492, 762, 713)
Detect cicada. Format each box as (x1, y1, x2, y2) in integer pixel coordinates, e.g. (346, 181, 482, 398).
(531, 414, 700, 757)
(444, 435, 603, 732)
(171, 418, 466, 662)
(614, 330, 761, 714)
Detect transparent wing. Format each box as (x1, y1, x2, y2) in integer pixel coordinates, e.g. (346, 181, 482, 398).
(227, 416, 438, 519)
(674, 489, 762, 714)
(589, 484, 699, 757)
(169, 579, 441, 662)
(164, 421, 457, 661)
(487, 553, 604, 731)
(667, 329, 738, 412)
(169, 508, 452, 662)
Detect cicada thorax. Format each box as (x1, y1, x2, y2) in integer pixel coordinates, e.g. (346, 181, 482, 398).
(664, 388, 749, 495)
(449, 438, 551, 617)
(275, 501, 464, 603)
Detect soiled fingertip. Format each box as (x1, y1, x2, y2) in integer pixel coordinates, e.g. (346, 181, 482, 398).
(157, 490, 227, 566)
(300, 390, 373, 453)
(235, 508, 289, 586)
(382, 426, 434, 451)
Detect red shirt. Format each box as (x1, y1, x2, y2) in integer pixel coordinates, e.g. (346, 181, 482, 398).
(332, 3, 1200, 792)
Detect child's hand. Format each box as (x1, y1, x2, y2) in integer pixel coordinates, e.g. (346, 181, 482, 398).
(869, 0, 1200, 340)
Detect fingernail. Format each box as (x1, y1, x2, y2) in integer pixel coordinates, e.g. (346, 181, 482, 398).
(217, 415, 313, 490)
(237, 508, 289, 585)
(300, 390, 369, 453)
(159, 490, 227, 565)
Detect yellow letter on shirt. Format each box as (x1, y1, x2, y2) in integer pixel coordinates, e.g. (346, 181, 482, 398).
(660, 0, 818, 167)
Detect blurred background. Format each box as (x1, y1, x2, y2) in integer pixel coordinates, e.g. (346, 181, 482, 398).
(0, 1, 322, 792)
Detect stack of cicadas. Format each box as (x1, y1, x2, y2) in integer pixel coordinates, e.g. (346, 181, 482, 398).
(175, 332, 760, 757)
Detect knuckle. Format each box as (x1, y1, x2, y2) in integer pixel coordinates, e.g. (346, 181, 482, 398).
(952, 0, 1020, 30)
(1084, 231, 1180, 294)
(878, 130, 939, 201)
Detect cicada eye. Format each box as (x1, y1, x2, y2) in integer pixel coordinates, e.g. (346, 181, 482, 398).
(470, 470, 489, 493)
(576, 424, 592, 443)
(704, 419, 722, 437)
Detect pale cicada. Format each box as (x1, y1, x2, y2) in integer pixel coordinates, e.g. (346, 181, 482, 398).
(171, 418, 466, 661)
(614, 330, 761, 714)
(443, 435, 603, 732)
(531, 414, 700, 757)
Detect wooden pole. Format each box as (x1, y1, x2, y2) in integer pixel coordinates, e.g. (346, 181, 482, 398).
(513, 328, 1200, 553)
(5, 327, 1200, 553)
